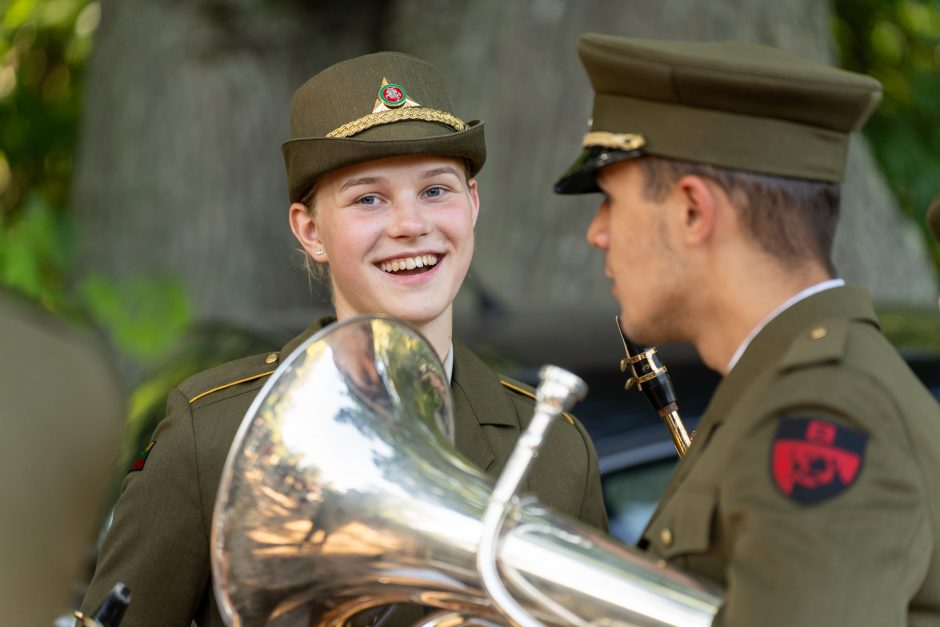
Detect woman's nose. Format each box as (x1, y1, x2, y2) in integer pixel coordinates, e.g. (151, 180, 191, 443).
(388, 199, 432, 238)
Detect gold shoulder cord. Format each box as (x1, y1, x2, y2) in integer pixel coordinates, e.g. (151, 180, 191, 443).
(189, 371, 275, 405)
(501, 380, 575, 425)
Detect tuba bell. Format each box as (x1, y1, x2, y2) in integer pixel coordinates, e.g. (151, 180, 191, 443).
(212, 316, 720, 627)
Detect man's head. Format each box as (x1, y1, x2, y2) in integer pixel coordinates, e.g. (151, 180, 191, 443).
(555, 35, 881, 344)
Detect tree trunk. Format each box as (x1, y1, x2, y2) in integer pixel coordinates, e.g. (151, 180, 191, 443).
(72, 0, 937, 369)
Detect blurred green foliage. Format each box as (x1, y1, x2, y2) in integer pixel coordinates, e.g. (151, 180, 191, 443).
(0, 0, 195, 368)
(833, 0, 940, 268)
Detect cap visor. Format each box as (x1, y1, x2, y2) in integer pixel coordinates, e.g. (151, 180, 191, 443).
(554, 146, 643, 195)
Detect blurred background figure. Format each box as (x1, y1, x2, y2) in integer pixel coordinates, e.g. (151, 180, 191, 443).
(0, 290, 124, 626)
(929, 195, 940, 242)
(928, 195, 940, 310)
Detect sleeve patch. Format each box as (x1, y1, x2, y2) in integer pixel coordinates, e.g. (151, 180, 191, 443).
(129, 440, 155, 472)
(770, 417, 867, 504)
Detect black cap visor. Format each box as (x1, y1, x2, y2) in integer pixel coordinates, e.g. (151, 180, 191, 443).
(553, 146, 644, 195)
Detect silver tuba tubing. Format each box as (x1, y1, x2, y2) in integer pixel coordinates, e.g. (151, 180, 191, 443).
(211, 316, 721, 627)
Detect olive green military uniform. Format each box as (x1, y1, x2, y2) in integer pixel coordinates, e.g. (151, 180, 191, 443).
(0, 291, 124, 626)
(555, 34, 940, 627)
(79, 319, 607, 626)
(639, 285, 940, 626)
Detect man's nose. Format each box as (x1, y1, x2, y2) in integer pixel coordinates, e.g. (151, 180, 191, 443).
(586, 204, 610, 250)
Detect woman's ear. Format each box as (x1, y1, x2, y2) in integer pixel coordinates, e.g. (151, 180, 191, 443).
(674, 174, 717, 246)
(467, 178, 480, 226)
(289, 202, 328, 263)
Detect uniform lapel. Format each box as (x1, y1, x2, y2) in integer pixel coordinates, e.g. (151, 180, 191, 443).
(450, 341, 518, 475)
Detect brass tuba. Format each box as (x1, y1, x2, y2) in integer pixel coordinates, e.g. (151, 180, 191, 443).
(212, 316, 720, 626)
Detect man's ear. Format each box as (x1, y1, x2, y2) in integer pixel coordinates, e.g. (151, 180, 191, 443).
(674, 174, 718, 246)
(288, 202, 328, 263)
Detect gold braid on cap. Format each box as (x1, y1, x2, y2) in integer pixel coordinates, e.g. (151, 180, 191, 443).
(582, 131, 646, 151)
(327, 108, 467, 139)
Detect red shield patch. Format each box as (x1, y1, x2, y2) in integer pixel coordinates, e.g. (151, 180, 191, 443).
(770, 417, 867, 504)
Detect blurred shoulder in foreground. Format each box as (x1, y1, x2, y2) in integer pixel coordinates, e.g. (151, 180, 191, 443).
(0, 290, 125, 626)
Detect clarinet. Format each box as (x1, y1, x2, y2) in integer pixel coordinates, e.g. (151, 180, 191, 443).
(615, 316, 692, 457)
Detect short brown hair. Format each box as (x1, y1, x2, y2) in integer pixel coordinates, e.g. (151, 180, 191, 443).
(640, 156, 840, 275)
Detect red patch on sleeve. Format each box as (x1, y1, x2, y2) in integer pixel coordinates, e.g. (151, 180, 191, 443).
(771, 417, 867, 504)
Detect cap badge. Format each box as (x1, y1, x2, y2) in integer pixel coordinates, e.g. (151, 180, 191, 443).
(372, 77, 421, 113)
(380, 83, 406, 107)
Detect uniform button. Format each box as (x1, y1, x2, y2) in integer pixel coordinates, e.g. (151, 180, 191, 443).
(659, 528, 674, 547)
(809, 326, 828, 340)
(265, 352, 279, 364)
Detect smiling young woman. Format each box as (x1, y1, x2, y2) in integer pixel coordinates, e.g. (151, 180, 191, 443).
(78, 52, 607, 627)
(289, 154, 479, 357)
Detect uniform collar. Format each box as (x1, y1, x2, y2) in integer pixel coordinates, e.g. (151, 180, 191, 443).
(706, 283, 878, 429)
(725, 279, 846, 373)
(450, 340, 518, 472)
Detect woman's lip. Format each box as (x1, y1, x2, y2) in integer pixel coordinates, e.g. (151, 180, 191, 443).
(375, 254, 444, 285)
(374, 251, 442, 264)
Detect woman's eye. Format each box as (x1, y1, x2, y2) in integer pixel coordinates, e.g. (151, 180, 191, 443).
(425, 186, 446, 198)
(357, 195, 379, 205)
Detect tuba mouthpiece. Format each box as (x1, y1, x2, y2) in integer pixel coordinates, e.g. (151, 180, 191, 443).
(536, 365, 588, 412)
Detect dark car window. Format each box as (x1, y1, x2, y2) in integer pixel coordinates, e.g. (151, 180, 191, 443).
(603, 458, 677, 544)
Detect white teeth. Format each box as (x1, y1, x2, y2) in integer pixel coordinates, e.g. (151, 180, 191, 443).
(380, 254, 439, 273)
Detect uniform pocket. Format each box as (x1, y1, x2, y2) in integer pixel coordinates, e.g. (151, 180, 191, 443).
(645, 490, 717, 559)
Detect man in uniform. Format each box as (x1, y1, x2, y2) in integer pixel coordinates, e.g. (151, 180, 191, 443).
(555, 34, 940, 626)
(0, 290, 125, 625)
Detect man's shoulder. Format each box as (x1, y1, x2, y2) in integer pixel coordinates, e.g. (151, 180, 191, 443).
(177, 351, 282, 409)
(753, 315, 935, 443)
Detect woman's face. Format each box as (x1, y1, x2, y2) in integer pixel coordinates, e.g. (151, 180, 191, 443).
(291, 155, 480, 329)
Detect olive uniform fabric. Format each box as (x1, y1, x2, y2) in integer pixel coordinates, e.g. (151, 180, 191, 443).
(640, 285, 940, 626)
(79, 319, 607, 626)
(0, 291, 124, 626)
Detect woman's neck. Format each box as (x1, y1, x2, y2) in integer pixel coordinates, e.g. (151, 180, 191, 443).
(412, 308, 454, 362)
(334, 305, 453, 362)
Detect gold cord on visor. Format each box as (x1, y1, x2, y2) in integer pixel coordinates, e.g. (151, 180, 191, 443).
(581, 131, 646, 151)
(327, 108, 468, 139)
